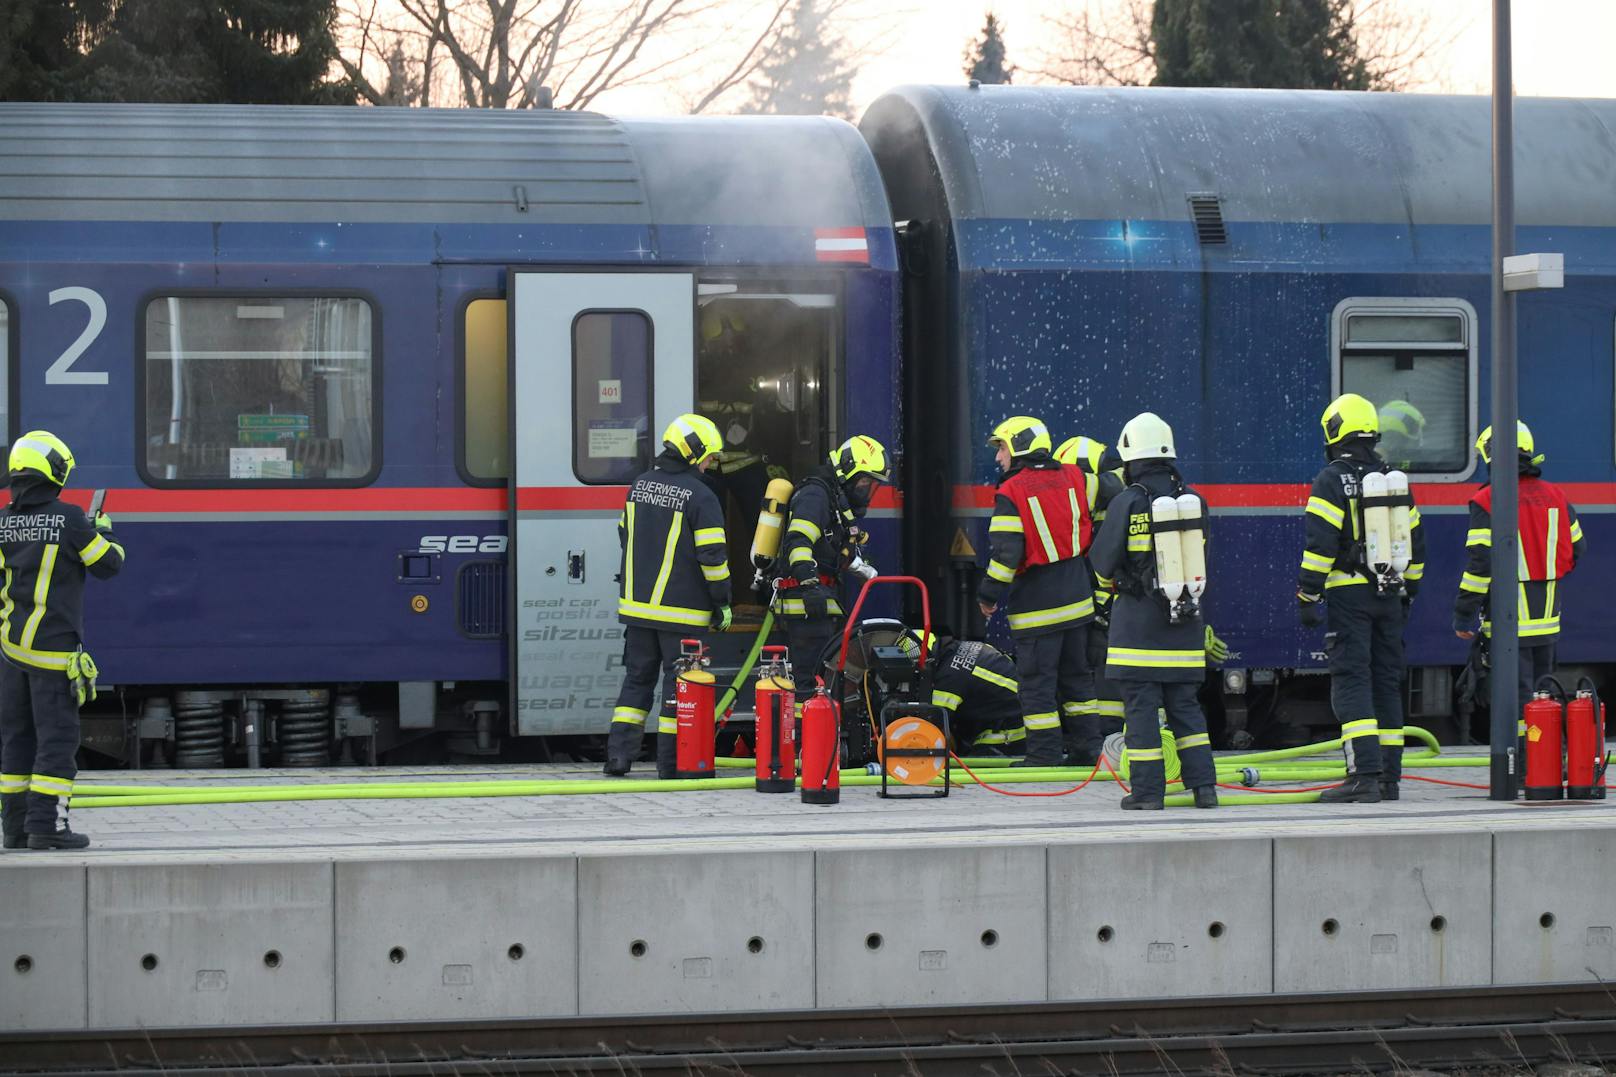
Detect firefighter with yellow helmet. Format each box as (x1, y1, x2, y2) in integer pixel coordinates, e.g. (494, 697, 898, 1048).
(774, 435, 890, 711)
(1299, 393, 1426, 802)
(1053, 434, 1125, 763)
(1377, 400, 1426, 471)
(606, 415, 732, 777)
(1454, 420, 1585, 742)
(1, 431, 124, 851)
(979, 417, 1097, 767)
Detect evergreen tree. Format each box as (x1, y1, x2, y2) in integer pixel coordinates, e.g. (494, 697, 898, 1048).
(745, 0, 857, 119)
(1150, 0, 1370, 90)
(1, 0, 354, 104)
(963, 12, 1013, 85)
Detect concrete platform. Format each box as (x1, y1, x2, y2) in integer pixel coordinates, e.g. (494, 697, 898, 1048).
(2, 753, 1613, 1032)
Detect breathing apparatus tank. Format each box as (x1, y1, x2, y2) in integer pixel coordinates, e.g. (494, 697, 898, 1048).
(1386, 470, 1412, 575)
(750, 478, 796, 582)
(1361, 469, 1412, 590)
(1150, 494, 1205, 623)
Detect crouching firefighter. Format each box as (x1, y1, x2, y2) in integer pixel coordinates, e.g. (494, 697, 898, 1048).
(1298, 393, 1425, 803)
(1089, 413, 1217, 810)
(977, 417, 1096, 768)
(606, 415, 731, 778)
(775, 435, 891, 715)
(1, 431, 124, 851)
(922, 630, 1025, 753)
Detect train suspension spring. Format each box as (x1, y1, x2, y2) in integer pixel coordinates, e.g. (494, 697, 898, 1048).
(277, 693, 332, 767)
(173, 694, 226, 768)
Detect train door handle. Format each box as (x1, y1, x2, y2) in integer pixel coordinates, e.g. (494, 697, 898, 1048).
(567, 550, 585, 584)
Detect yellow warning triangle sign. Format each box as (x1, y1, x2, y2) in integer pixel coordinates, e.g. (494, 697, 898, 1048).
(950, 528, 977, 559)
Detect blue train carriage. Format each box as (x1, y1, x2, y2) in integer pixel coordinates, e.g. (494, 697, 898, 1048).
(0, 103, 900, 767)
(862, 85, 1616, 744)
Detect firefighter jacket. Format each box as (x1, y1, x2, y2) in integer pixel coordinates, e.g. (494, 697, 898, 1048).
(1298, 442, 1427, 597)
(617, 452, 730, 631)
(928, 638, 1021, 726)
(978, 456, 1095, 637)
(0, 477, 124, 673)
(1089, 462, 1205, 683)
(1454, 469, 1585, 641)
(776, 468, 856, 619)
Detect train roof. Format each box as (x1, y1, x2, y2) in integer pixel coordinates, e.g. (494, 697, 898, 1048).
(860, 85, 1616, 229)
(0, 103, 889, 229)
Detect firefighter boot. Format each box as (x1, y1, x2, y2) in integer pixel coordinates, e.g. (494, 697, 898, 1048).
(25, 794, 90, 850)
(1318, 773, 1383, 804)
(1, 793, 24, 850)
(1061, 711, 1098, 767)
(603, 720, 643, 776)
(1014, 727, 1065, 768)
(1379, 781, 1400, 801)
(655, 715, 677, 781)
(1121, 759, 1165, 810)
(1192, 785, 1219, 808)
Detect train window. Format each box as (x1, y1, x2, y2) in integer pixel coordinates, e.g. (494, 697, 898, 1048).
(572, 310, 651, 484)
(463, 298, 508, 481)
(142, 296, 376, 485)
(1332, 299, 1478, 478)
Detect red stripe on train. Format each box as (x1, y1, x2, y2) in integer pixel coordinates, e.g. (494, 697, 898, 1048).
(950, 482, 1616, 511)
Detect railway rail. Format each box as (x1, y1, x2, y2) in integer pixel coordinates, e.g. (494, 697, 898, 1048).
(5, 983, 1614, 1075)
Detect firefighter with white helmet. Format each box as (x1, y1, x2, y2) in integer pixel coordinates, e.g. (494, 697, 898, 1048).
(1089, 413, 1217, 809)
(606, 415, 731, 777)
(978, 416, 1097, 767)
(1299, 393, 1426, 802)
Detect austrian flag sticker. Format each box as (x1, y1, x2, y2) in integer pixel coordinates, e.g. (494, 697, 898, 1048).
(814, 227, 868, 263)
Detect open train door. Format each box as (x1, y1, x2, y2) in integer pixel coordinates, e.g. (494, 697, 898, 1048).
(508, 270, 695, 736)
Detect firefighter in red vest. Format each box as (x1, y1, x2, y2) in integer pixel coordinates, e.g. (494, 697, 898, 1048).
(977, 416, 1096, 766)
(1453, 420, 1586, 739)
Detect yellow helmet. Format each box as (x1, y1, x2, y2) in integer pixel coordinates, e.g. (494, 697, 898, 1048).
(1477, 419, 1542, 466)
(988, 416, 1052, 458)
(830, 434, 890, 484)
(1378, 400, 1425, 441)
(661, 414, 723, 465)
(8, 430, 74, 487)
(1054, 435, 1106, 472)
(700, 309, 747, 342)
(1321, 393, 1379, 445)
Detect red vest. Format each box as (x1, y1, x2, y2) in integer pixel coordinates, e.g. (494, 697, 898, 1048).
(1001, 463, 1092, 569)
(1475, 476, 1576, 579)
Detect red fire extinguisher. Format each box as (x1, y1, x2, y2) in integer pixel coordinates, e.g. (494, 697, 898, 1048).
(1566, 677, 1609, 801)
(753, 645, 796, 793)
(1522, 677, 1566, 801)
(674, 639, 716, 780)
(800, 683, 840, 805)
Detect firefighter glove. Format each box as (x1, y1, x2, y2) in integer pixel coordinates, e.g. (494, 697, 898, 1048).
(66, 648, 98, 708)
(94, 512, 113, 533)
(799, 582, 830, 619)
(1297, 591, 1325, 629)
(849, 556, 878, 581)
(713, 605, 732, 632)
(1204, 625, 1230, 664)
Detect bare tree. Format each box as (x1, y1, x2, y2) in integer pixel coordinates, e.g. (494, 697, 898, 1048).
(337, 0, 795, 111)
(1030, 0, 1460, 91)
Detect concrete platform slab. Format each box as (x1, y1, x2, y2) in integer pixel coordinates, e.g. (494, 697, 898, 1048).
(1493, 827, 1616, 985)
(87, 862, 333, 1028)
(816, 844, 1045, 1008)
(1274, 831, 1492, 993)
(0, 864, 85, 1031)
(1049, 837, 1272, 1000)
(335, 855, 577, 1021)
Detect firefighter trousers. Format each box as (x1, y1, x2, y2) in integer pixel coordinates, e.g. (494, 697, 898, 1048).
(609, 626, 689, 778)
(0, 659, 81, 835)
(1325, 587, 1406, 779)
(1517, 641, 1557, 742)
(784, 615, 840, 717)
(1072, 627, 1123, 760)
(1014, 626, 1089, 765)
(1121, 679, 1215, 800)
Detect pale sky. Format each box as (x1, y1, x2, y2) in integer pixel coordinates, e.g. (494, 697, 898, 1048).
(591, 0, 1616, 116)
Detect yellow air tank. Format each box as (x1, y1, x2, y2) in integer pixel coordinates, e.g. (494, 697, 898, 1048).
(751, 478, 796, 570)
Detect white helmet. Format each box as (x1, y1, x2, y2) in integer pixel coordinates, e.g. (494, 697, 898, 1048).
(1117, 412, 1176, 462)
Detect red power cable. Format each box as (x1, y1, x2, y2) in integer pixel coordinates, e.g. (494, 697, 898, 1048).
(945, 754, 1105, 797)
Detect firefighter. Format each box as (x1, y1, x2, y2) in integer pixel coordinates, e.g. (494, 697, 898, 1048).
(1089, 413, 1217, 810)
(978, 417, 1095, 767)
(1453, 420, 1585, 743)
(1298, 393, 1426, 803)
(1377, 400, 1426, 471)
(606, 415, 731, 778)
(921, 629, 1025, 754)
(775, 435, 890, 710)
(0, 431, 123, 851)
(1054, 435, 1125, 764)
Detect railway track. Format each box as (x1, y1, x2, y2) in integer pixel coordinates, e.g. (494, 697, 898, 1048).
(5, 984, 1615, 1075)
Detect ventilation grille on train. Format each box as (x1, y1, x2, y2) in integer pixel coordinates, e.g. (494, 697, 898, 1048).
(457, 560, 506, 639)
(1187, 193, 1227, 245)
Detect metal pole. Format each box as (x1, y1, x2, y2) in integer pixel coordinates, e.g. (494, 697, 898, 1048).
(1488, 0, 1519, 800)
